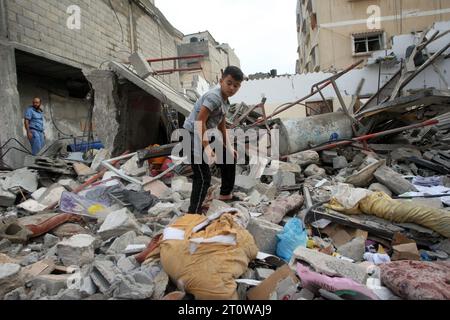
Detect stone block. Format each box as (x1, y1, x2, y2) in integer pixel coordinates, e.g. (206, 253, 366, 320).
(336, 237, 366, 262)
(273, 171, 296, 188)
(247, 218, 283, 254)
(107, 231, 137, 255)
(98, 208, 141, 240)
(32, 274, 70, 296)
(56, 234, 96, 267)
(0, 263, 23, 299)
(235, 175, 257, 192)
(304, 164, 326, 178)
(290, 247, 368, 284)
(0, 187, 16, 207)
(374, 166, 418, 196)
(171, 176, 192, 198)
(368, 183, 392, 197)
(333, 156, 348, 169)
(90, 260, 119, 294)
(321, 150, 338, 164)
(287, 150, 320, 167)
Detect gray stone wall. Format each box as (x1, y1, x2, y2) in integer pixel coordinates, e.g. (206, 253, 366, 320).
(5, 0, 181, 89)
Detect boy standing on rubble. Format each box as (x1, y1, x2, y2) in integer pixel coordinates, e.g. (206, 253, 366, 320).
(183, 66, 244, 214)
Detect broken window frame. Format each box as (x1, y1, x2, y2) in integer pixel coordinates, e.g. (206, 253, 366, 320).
(352, 32, 385, 56)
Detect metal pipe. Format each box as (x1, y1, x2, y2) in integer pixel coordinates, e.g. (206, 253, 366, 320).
(147, 54, 205, 63)
(101, 152, 142, 185)
(251, 60, 364, 126)
(310, 119, 439, 152)
(154, 67, 203, 74)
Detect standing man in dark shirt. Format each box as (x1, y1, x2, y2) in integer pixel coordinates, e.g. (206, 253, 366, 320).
(24, 97, 45, 155)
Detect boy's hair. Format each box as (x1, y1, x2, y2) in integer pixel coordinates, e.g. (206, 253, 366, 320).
(222, 66, 244, 82)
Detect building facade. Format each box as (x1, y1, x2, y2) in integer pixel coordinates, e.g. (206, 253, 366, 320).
(0, 0, 185, 168)
(177, 31, 241, 94)
(296, 0, 450, 73)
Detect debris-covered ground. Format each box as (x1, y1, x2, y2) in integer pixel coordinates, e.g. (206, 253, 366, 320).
(1, 107, 449, 300)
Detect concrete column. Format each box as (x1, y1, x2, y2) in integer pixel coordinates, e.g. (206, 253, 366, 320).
(0, 44, 23, 169)
(85, 70, 122, 155)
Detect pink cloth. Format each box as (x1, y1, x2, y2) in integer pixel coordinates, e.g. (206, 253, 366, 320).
(380, 260, 450, 300)
(296, 263, 378, 300)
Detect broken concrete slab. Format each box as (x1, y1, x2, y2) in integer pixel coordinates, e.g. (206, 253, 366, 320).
(336, 237, 366, 262)
(346, 159, 385, 188)
(90, 260, 120, 294)
(107, 231, 137, 255)
(287, 150, 320, 167)
(0, 239, 12, 252)
(80, 276, 97, 297)
(247, 190, 263, 206)
(148, 202, 178, 217)
(270, 160, 301, 173)
(124, 244, 146, 254)
(110, 273, 154, 300)
(374, 166, 418, 195)
(321, 150, 339, 165)
(261, 193, 304, 225)
(171, 176, 192, 198)
(0, 263, 23, 299)
(31, 188, 47, 201)
(2, 168, 38, 193)
(73, 163, 96, 177)
(235, 175, 257, 192)
(369, 183, 393, 197)
(32, 274, 70, 296)
(52, 223, 91, 238)
(304, 164, 326, 178)
(44, 234, 59, 248)
(206, 200, 230, 216)
(142, 179, 171, 198)
(333, 156, 348, 170)
(255, 182, 277, 201)
(57, 234, 96, 267)
(17, 199, 47, 213)
(391, 148, 422, 161)
(273, 171, 296, 188)
(90, 149, 110, 172)
(152, 270, 169, 300)
(247, 218, 283, 254)
(98, 208, 141, 240)
(57, 179, 80, 192)
(37, 184, 66, 208)
(117, 256, 139, 273)
(122, 154, 148, 177)
(0, 216, 33, 243)
(0, 187, 16, 207)
(290, 247, 368, 284)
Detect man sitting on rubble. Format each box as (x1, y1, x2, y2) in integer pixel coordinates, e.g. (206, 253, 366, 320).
(24, 97, 46, 156)
(183, 66, 244, 214)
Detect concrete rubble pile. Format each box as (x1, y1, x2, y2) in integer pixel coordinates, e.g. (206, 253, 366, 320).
(0, 109, 449, 301)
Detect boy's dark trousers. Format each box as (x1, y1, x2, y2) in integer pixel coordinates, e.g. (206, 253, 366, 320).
(188, 146, 236, 214)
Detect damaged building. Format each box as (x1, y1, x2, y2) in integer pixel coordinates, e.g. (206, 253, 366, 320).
(0, 0, 194, 169)
(1, 0, 450, 303)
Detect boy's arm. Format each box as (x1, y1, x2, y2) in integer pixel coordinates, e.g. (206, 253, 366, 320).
(197, 106, 211, 149)
(219, 118, 236, 158)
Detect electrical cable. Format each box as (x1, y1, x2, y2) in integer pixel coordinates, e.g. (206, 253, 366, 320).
(108, 0, 125, 43)
(47, 92, 73, 138)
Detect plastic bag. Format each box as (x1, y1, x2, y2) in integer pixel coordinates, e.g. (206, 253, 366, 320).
(59, 191, 111, 219)
(276, 218, 307, 262)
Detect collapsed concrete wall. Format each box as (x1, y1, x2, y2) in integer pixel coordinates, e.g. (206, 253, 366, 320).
(232, 22, 450, 118)
(0, 44, 23, 169)
(87, 70, 165, 157)
(17, 72, 91, 143)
